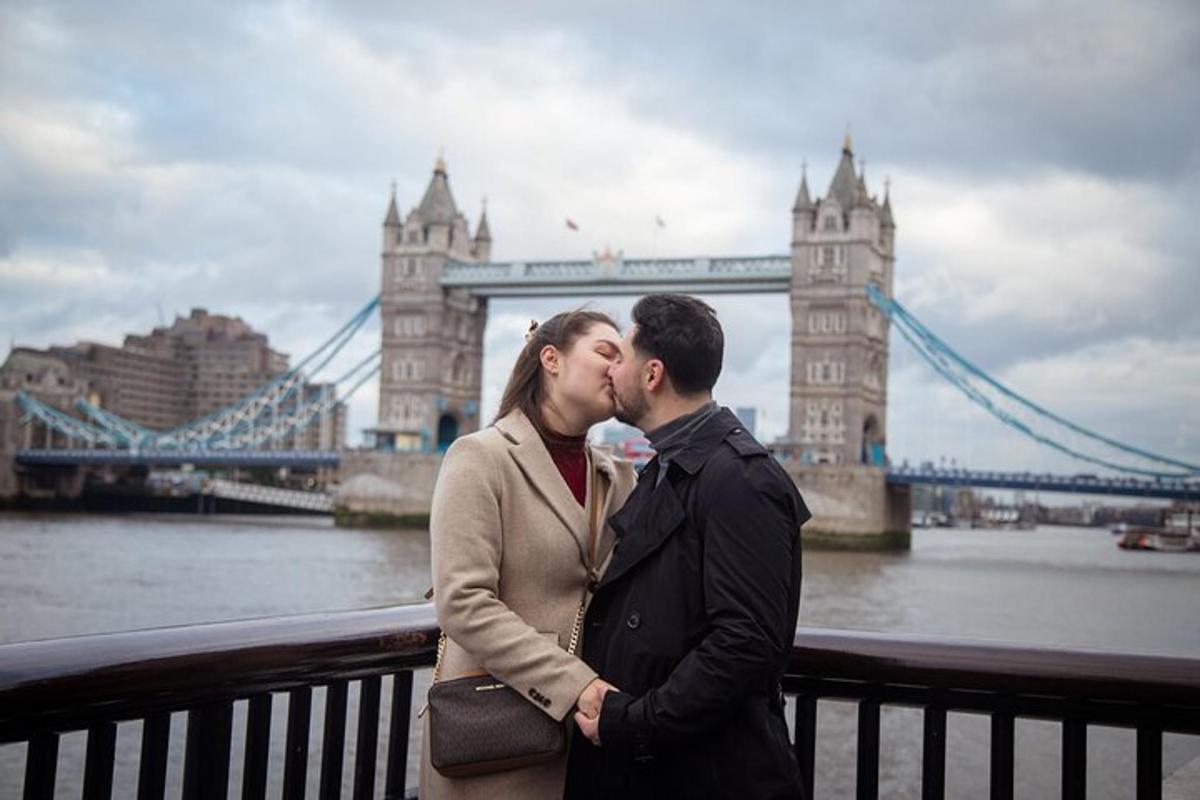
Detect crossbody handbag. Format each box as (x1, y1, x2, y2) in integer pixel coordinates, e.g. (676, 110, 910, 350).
(422, 465, 602, 778)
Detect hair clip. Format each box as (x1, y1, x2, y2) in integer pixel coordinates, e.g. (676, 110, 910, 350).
(524, 319, 539, 343)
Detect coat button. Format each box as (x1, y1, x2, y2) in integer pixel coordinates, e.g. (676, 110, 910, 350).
(626, 612, 641, 629)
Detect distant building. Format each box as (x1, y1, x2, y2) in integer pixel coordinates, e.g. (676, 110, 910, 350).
(595, 423, 654, 466)
(599, 423, 641, 445)
(0, 308, 345, 449)
(618, 437, 655, 466)
(0, 350, 88, 496)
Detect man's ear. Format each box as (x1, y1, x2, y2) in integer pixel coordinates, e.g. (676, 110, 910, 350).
(644, 358, 667, 393)
(539, 344, 560, 376)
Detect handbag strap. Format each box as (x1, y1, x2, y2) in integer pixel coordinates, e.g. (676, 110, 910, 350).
(425, 592, 587, 706)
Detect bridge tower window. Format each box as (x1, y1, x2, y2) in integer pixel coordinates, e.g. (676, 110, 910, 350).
(437, 414, 459, 452)
(862, 414, 885, 465)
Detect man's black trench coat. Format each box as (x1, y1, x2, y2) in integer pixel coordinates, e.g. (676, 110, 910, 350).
(565, 407, 811, 800)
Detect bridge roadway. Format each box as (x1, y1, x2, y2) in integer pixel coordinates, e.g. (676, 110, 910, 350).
(15, 450, 1196, 501)
(203, 477, 334, 512)
(887, 465, 1199, 501)
(440, 254, 793, 296)
(14, 449, 339, 469)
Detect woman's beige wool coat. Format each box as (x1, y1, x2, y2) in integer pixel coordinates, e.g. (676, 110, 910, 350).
(419, 409, 637, 800)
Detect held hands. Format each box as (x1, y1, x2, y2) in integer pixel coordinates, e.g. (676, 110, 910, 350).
(574, 677, 616, 746)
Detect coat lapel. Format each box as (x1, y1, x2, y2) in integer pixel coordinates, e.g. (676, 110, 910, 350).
(496, 411, 590, 563)
(597, 467, 685, 589)
(588, 445, 620, 567)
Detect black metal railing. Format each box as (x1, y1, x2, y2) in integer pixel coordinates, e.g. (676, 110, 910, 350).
(2, 604, 1198, 799)
(785, 628, 1200, 800)
(0, 605, 438, 800)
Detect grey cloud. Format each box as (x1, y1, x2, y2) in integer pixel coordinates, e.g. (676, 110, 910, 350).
(321, 0, 1200, 180)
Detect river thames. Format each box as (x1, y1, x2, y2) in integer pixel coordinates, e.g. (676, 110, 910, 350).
(1, 512, 1198, 798)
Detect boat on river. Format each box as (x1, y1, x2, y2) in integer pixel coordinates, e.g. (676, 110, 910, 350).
(1117, 510, 1200, 552)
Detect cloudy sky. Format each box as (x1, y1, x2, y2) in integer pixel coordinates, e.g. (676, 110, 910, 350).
(2, 1, 1197, 474)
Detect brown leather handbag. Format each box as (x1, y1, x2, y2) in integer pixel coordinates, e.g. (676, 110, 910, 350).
(422, 467, 601, 778)
(423, 600, 585, 777)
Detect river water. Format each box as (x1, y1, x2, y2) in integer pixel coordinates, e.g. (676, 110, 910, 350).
(1, 513, 1198, 798)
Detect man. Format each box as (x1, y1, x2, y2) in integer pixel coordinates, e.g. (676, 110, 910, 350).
(566, 294, 811, 799)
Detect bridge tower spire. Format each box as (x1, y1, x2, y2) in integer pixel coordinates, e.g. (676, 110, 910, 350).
(472, 197, 492, 262)
(382, 181, 401, 250)
(370, 156, 488, 452)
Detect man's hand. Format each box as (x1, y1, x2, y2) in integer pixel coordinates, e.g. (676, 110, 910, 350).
(574, 677, 616, 746)
(574, 708, 601, 745)
(576, 677, 616, 719)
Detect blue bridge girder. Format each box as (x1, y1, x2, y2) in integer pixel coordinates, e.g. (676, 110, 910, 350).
(440, 255, 793, 296)
(887, 466, 1199, 501)
(13, 449, 340, 469)
(16, 450, 1196, 500)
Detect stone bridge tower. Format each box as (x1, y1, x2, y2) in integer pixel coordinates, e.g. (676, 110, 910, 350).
(372, 157, 490, 452)
(789, 135, 895, 466)
(785, 137, 908, 548)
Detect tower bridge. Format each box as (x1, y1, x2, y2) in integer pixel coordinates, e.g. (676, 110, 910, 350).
(373, 137, 893, 476)
(6, 139, 1196, 542)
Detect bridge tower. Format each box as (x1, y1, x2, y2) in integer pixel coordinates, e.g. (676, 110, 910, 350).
(371, 157, 490, 452)
(789, 135, 895, 466)
(784, 137, 908, 547)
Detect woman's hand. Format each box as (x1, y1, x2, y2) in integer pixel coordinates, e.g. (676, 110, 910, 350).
(576, 677, 617, 718)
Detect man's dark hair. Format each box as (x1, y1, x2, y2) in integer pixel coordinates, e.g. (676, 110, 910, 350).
(631, 294, 723, 395)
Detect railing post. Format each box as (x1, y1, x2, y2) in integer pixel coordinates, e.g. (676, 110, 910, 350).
(793, 694, 817, 800)
(1136, 725, 1162, 800)
(989, 712, 1014, 800)
(384, 671, 414, 800)
(283, 686, 313, 800)
(1061, 720, 1086, 800)
(181, 700, 234, 800)
(856, 699, 881, 800)
(82, 721, 117, 800)
(319, 680, 349, 800)
(922, 705, 946, 800)
(136, 712, 170, 800)
(22, 732, 59, 800)
(353, 675, 383, 800)
(241, 694, 273, 800)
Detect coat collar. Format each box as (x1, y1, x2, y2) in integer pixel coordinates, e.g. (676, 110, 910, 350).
(596, 409, 742, 591)
(493, 408, 619, 480)
(493, 409, 618, 567)
(650, 405, 743, 476)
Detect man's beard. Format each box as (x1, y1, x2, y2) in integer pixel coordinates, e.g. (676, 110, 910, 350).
(612, 382, 649, 429)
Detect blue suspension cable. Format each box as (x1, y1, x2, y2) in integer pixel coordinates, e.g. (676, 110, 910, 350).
(868, 284, 1199, 477)
(878, 288, 1198, 472)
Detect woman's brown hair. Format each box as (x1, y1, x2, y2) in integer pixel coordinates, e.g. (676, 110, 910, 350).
(494, 309, 619, 433)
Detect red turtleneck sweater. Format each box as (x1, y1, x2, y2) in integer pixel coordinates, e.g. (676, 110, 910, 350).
(541, 430, 588, 506)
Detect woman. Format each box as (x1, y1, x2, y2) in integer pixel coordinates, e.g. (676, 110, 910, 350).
(419, 309, 637, 799)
